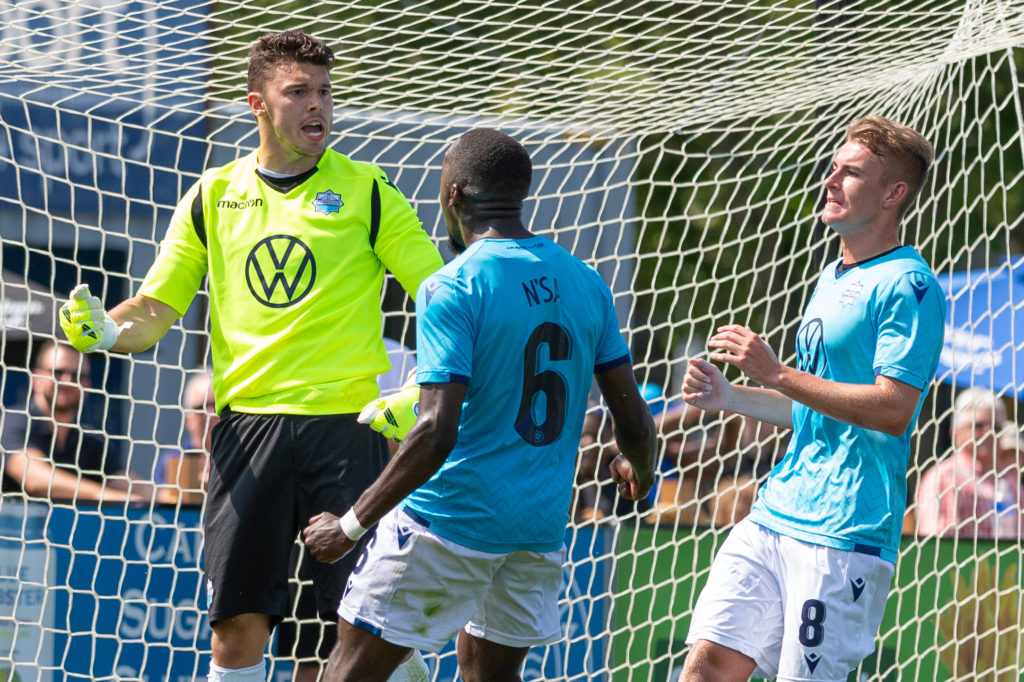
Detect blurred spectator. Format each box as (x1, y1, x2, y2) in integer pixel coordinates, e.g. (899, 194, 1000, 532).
(154, 368, 217, 504)
(1, 340, 144, 503)
(645, 389, 755, 526)
(998, 423, 1024, 472)
(703, 474, 756, 528)
(733, 414, 788, 482)
(916, 388, 1022, 538)
(645, 399, 713, 525)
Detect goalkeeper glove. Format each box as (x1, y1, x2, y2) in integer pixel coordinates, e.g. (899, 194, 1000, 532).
(58, 284, 123, 353)
(358, 383, 420, 442)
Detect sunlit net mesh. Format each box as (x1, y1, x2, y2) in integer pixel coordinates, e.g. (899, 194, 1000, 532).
(1, 1, 1022, 679)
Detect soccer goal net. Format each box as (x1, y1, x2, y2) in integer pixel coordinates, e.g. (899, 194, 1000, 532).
(1, 1, 1023, 680)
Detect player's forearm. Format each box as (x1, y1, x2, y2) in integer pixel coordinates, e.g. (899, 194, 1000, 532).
(613, 418, 657, 481)
(108, 295, 178, 353)
(770, 366, 917, 436)
(351, 418, 455, 527)
(10, 452, 130, 502)
(725, 384, 794, 429)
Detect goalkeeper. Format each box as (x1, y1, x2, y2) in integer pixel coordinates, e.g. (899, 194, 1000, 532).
(303, 128, 657, 681)
(59, 30, 441, 682)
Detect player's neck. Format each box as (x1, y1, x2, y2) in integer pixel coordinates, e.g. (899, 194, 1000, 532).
(839, 225, 903, 265)
(464, 219, 532, 245)
(255, 147, 320, 176)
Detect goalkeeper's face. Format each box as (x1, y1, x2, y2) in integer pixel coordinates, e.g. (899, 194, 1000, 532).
(250, 60, 333, 172)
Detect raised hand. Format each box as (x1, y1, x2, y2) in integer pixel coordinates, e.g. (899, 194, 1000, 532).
(58, 284, 124, 353)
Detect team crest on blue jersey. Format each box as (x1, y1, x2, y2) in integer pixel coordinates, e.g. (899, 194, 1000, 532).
(839, 281, 864, 307)
(312, 190, 343, 215)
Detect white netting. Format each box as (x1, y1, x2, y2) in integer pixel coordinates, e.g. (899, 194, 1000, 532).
(1, 1, 1023, 680)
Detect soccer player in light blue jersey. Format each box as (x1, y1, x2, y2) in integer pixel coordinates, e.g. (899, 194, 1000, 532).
(680, 117, 945, 682)
(303, 128, 657, 681)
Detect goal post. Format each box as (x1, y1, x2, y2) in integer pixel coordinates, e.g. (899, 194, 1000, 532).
(1, 1, 1023, 680)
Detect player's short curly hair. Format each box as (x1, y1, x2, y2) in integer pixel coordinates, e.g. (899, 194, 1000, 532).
(445, 128, 533, 203)
(247, 30, 334, 93)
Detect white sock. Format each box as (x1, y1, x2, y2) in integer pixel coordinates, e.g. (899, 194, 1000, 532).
(207, 661, 266, 682)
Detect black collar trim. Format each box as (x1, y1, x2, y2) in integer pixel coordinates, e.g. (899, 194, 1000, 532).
(836, 245, 904, 275)
(255, 166, 318, 193)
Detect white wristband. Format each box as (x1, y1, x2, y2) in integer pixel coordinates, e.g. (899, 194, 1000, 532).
(95, 312, 124, 351)
(339, 509, 368, 541)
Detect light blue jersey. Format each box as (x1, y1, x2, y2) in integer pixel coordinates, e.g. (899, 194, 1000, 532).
(748, 246, 945, 562)
(404, 236, 630, 553)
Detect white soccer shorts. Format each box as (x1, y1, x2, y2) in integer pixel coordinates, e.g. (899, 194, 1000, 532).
(339, 507, 565, 653)
(685, 518, 894, 681)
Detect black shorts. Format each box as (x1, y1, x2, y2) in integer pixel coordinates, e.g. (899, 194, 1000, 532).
(204, 410, 388, 626)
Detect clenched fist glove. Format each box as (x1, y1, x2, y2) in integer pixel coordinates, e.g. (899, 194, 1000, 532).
(358, 382, 420, 442)
(59, 284, 124, 352)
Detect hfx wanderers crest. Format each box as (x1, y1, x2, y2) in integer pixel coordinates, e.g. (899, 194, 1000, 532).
(312, 189, 343, 215)
(839, 280, 865, 307)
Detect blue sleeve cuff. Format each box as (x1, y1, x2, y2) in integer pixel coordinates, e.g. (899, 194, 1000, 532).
(417, 371, 471, 385)
(595, 353, 631, 374)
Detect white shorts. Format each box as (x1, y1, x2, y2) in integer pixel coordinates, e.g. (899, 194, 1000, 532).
(339, 507, 565, 653)
(686, 519, 894, 682)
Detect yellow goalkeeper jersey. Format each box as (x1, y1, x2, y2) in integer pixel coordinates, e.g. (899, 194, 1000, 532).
(139, 149, 442, 415)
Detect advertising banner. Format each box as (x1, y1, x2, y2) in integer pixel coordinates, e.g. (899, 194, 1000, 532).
(0, 500, 53, 682)
(0, 0, 209, 215)
(45, 503, 210, 682)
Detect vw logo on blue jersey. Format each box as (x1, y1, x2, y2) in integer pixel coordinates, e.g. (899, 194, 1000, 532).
(796, 317, 827, 376)
(312, 189, 343, 215)
(245, 235, 316, 308)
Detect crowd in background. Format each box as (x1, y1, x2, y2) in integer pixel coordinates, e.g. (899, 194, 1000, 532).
(572, 376, 1024, 540)
(4, 337, 1022, 540)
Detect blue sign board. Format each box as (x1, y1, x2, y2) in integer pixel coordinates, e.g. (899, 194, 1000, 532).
(46, 504, 211, 681)
(935, 256, 1024, 397)
(0, 0, 210, 215)
(2, 501, 613, 681)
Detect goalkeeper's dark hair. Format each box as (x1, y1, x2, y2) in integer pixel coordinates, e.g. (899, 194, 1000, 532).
(247, 31, 334, 93)
(446, 128, 533, 204)
(846, 116, 933, 216)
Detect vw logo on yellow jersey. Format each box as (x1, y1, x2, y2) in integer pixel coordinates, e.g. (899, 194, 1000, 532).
(245, 235, 316, 307)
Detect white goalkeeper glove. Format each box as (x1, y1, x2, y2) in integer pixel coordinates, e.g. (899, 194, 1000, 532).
(58, 284, 125, 353)
(358, 382, 420, 442)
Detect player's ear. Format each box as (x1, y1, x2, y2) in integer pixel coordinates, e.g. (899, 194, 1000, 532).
(248, 92, 266, 117)
(882, 180, 908, 209)
(447, 183, 464, 211)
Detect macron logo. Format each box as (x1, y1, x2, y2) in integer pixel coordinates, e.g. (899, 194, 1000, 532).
(397, 525, 412, 550)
